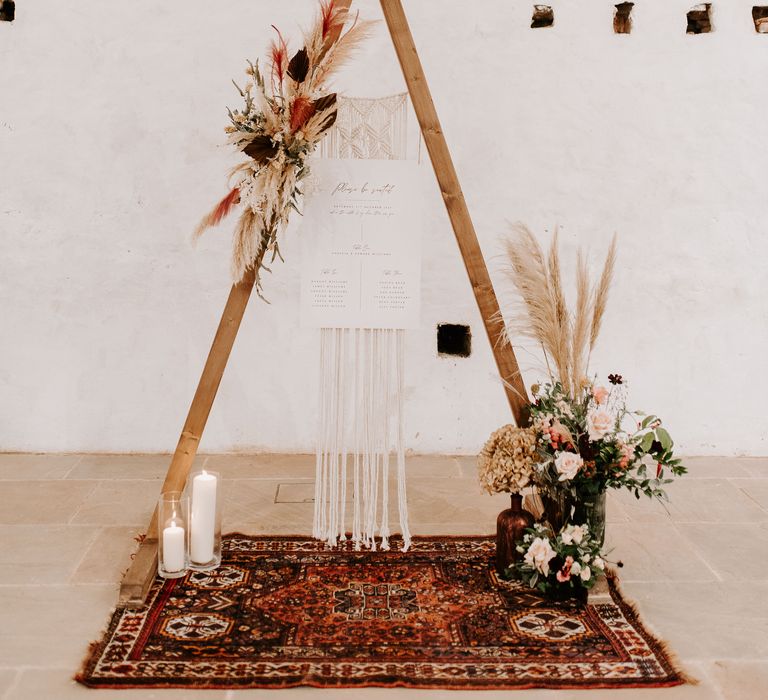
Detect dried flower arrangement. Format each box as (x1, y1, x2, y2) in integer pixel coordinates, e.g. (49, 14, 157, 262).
(478, 425, 538, 495)
(194, 0, 373, 296)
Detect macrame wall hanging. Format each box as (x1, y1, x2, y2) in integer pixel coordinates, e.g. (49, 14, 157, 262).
(312, 93, 414, 551)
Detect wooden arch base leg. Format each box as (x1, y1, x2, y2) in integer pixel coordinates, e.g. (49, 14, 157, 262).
(119, 272, 256, 607)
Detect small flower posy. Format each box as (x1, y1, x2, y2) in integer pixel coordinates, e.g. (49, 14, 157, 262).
(514, 522, 606, 594)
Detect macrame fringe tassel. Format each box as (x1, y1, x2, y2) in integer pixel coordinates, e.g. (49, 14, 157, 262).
(314, 328, 411, 551)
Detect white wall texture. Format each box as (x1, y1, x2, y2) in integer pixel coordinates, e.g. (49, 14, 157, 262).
(1, 0, 766, 455)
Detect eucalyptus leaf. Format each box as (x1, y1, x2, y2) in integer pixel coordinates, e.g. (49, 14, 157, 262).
(639, 432, 655, 453)
(641, 415, 657, 429)
(656, 427, 673, 451)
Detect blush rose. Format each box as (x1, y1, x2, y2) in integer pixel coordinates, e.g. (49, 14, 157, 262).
(587, 408, 613, 441)
(554, 451, 583, 481)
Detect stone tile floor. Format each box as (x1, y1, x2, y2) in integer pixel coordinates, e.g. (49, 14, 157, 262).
(0, 453, 766, 699)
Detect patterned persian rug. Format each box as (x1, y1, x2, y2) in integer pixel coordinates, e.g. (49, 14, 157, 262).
(78, 534, 689, 690)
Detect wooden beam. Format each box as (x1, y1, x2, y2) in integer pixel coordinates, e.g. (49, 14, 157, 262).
(379, 0, 530, 425)
(118, 538, 159, 608)
(119, 269, 256, 607)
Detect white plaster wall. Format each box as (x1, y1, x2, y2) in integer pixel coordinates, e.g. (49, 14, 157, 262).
(1, 0, 766, 455)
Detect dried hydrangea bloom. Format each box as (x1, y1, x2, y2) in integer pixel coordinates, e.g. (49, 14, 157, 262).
(478, 425, 538, 494)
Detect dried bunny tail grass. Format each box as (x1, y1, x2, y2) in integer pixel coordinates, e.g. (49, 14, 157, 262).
(500, 224, 557, 354)
(570, 248, 591, 395)
(231, 208, 260, 283)
(546, 228, 572, 395)
(590, 233, 617, 351)
(312, 18, 377, 88)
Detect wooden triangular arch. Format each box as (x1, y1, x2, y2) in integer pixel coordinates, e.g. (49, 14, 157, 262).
(120, 0, 530, 607)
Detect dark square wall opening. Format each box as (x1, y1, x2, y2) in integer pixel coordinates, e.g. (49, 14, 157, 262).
(531, 6, 554, 29)
(437, 324, 472, 358)
(754, 7, 768, 33)
(687, 4, 712, 34)
(0, 0, 15, 22)
(614, 3, 634, 34)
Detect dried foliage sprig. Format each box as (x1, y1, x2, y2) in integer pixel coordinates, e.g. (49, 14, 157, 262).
(500, 224, 617, 397)
(194, 1, 374, 296)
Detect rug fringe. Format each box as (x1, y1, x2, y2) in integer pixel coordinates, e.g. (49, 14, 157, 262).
(606, 568, 698, 686)
(73, 617, 118, 687)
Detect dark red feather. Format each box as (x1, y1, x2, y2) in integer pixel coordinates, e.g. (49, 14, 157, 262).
(207, 188, 240, 229)
(269, 25, 288, 85)
(320, 0, 337, 39)
(194, 187, 240, 240)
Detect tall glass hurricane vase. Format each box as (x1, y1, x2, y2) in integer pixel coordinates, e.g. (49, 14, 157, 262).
(575, 491, 607, 547)
(541, 489, 607, 547)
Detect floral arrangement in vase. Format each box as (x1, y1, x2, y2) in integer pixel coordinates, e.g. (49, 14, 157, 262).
(514, 522, 606, 598)
(194, 0, 372, 295)
(478, 224, 686, 597)
(530, 374, 685, 541)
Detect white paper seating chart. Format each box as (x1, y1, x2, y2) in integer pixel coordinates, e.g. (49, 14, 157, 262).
(300, 158, 421, 330)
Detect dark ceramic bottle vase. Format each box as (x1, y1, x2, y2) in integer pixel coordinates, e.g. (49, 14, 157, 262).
(496, 493, 535, 575)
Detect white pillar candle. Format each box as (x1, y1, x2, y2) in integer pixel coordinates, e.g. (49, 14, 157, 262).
(190, 470, 218, 564)
(162, 520, 186, 573)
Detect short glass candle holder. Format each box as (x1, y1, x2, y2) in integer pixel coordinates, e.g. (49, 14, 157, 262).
(158, 491, 189, 579)
(187, 469, 222, 571)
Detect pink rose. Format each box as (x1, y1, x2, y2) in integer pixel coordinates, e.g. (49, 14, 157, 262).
(555, 451, 583, 481)
(587, 408, 613, 441)
(524, 537, 557, 576)
(593, 386, 609, 404)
